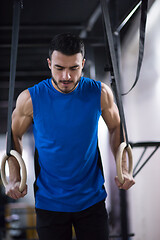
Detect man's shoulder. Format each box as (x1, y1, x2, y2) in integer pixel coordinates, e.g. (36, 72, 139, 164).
(16, 89, 33, 117)
(19, 89, 31, 102)
(101, 82, 114, 111)
(101, 82, 114, 96)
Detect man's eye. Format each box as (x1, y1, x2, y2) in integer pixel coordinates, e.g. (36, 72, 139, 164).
(71, 67, 79, 70)
(56, 67, 63, 70)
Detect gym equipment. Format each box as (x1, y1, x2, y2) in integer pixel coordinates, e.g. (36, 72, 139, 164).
(1, 150, 27, 192)
(116, 142, 133, 184)
(100, 1, 148, 239)
(0, 0, 27, 192)
(100, 0, 133, 183)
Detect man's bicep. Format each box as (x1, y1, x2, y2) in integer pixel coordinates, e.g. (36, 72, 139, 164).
(101, 84, 120, 130)
(102, 103, 120, 132)
(12, 90, 33, 138)
(12, 108, 32, 138)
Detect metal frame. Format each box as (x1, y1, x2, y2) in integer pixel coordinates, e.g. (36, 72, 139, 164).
(100, 1, 145, 239)
(130, 142, 160, 178)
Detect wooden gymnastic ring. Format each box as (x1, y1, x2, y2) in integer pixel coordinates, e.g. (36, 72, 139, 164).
(1, 150, 27, 192)
(116, 142, 133, 184)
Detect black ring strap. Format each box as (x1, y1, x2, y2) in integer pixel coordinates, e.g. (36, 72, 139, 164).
(6, 0, 23, 156)
(100, 0, 129, 145)
(122, 0, 148, 95)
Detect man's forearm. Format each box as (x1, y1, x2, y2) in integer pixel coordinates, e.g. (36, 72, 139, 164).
(8, 156, 21, 182)
(12, 131, 23, 155)
(110, 126, 129, 172)
(109, 126, 121, 159)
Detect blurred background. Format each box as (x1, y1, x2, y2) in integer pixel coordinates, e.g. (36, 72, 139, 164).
(0, 0, 160, 239)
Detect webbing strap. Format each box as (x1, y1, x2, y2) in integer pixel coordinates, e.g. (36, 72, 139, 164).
(100, 0, 128, 144)
(123, 0, 148, 95)
(6, 0, 22, 156)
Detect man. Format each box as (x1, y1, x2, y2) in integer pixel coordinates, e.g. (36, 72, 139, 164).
(6, 33, 135, 240)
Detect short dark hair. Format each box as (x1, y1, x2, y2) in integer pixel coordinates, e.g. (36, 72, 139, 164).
(49, 33, 85, 59)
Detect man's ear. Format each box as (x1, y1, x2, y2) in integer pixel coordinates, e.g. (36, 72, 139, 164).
(47, 58, 51, 69)
(82, 58, 86, 69)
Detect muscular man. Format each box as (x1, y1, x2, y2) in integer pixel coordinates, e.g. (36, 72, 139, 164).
(6, 33, 135, 240)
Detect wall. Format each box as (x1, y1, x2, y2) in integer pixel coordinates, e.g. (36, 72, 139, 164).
(121, 0, 160, 239)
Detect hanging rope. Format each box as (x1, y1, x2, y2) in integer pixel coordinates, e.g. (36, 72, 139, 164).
(1, 0, 27, 193)
(6, 0, 22, 155)
(100, 0, 133, 184)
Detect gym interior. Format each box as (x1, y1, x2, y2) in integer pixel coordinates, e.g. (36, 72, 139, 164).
(0, 0, 160, 239)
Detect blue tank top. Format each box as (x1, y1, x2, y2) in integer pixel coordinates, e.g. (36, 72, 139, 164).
(28, 77, 107, 212)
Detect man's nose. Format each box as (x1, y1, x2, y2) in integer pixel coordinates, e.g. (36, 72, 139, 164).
(62, 70, 71, 80)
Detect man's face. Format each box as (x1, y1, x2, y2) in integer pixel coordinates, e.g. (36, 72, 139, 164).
(47, 51, 85, 93)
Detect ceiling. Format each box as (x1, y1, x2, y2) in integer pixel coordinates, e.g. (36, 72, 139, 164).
(0, 0, 154, 133)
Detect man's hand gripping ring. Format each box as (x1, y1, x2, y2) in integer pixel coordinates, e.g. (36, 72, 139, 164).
(1, 150, 27, 192)
(116, 142, 133, 184)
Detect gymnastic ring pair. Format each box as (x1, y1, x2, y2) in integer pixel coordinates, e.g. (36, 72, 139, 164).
(0, 142, 133, 191)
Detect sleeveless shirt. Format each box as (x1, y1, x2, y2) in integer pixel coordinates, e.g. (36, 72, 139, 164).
(28, 77, 107, 212)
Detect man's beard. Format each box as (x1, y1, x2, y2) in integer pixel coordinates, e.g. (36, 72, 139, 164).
(51, 75, 81, 94)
